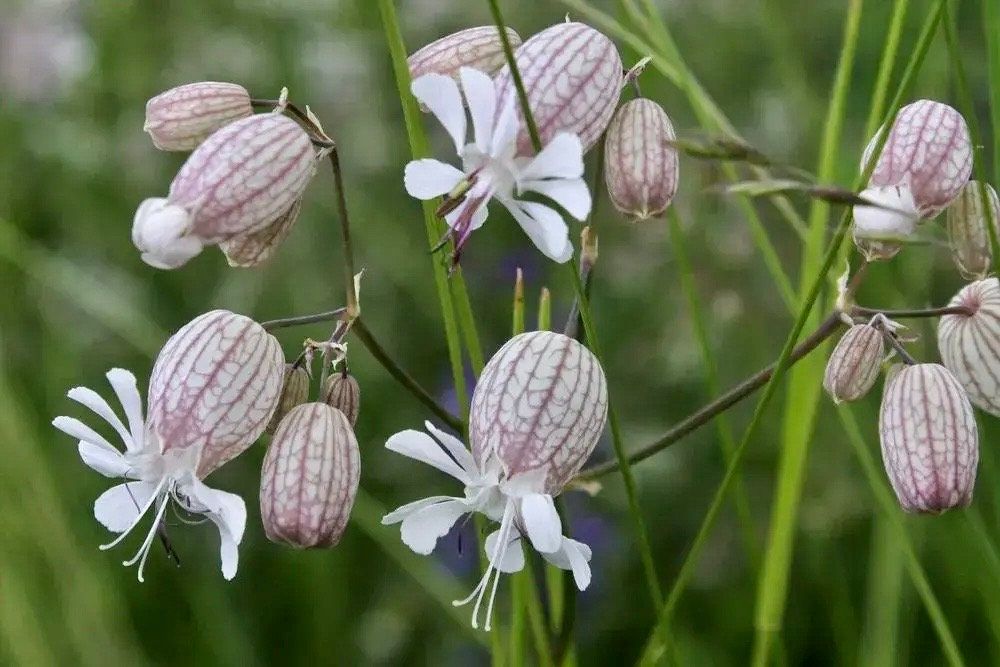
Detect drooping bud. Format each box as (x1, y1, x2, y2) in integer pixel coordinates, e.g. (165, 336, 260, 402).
(409, 26, 522, 82)
(938, 277, 1000, 417)
(823, 322, 885, 403)
(260, 403, 360, 548)
(144, 82, 253, 151)
(604, 98, 679, 221)
(147, 309, 285, 478)
(879, 363, 978, 513)
(946, 181, 1000, 280)
(133, 114, 316, 269)
(470, 331, 608, 493)
(853, 100, 972, 261)
(322, 371, 360, 427)
(265, 363, 311, 434)
(219, 198, 303, 268)
(494, 22, 623, 155)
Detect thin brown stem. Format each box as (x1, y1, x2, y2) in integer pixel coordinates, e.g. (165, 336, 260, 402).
(329, 150, 359, 315)
(851, 304, 974, 319)
(261, 308, 346, 331)
(250, 98, 335, 148)
(576, 311, 845, 480)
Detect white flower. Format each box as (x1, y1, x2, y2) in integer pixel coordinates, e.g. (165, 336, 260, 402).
(52, 369, 246, 582)
(403, 67, 591, 264)
(381, 421, 592, 631)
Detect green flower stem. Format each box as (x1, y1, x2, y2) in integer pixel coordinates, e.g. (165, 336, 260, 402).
(863, 0, 910, 138)
(985, 0, 1000, 182)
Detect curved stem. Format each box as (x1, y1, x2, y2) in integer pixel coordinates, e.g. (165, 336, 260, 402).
(261, 308, 346, 331)
(329, 150, 359, 315)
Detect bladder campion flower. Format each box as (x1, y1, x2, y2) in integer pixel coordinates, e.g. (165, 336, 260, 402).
(823, 319, 886, 404)
(946, 181, 1000, 280)
(879, 363, 978, 513)
(52, 310, 284, 581)
(144, 81, 253, 151)
(938, 277, 1000, 417)
(404, 67, 591, 263)
(322, 370, 360, 427)
(133, 113, 317, 269)
(409, 26, 522, 82)
(383, 331, 607, 630)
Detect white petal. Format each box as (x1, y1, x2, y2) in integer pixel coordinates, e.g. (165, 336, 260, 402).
(382, 495, 464, 525)
(105, 368, 145, 451)
(518, 133, 584, 181)
(399, 499, 469, 555)
(66, 386, 134, 452)
(404, 159, 465, 200)
(484, 529, 526, 573)
(443, 191, 490, 231)
(52, 415, 119, 455)
(853, 185, 920, 239)
(541, 537, 593, 590)
(520, 494, 562, 553)
(459, 67, 496, 153)
(94, 481, 159, 533)
(500, 199, 573, 262)
(411, 73, 467, 155)
(424, 421, 478, 477)
(519, 177, 592, 220)
(491, 95, 519, 158)
(386, 429, 472, 485)
(79, 441, 133, 478)
(180, 476, 246, 581)
(499, 467, 548, 497)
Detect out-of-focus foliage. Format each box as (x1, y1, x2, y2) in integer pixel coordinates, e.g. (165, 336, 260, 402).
(1, 0, 998, 664)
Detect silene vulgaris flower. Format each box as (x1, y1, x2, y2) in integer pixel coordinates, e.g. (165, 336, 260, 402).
(52, 310, 285, 581)
(403, 67, 592, 265)
(383, 331, 607, 630)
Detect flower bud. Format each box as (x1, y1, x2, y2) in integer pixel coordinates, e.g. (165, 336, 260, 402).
(265, 363, 311, 435)
(144, 82, 253, 151)
(494, 22, 623, 156)
(409, 26, 522, 81)
(219, 198, 302, 268)
(470, 331, 608, 493)
(322, 371, 360, 427)
(879, 363, 978, 513)
(260, 403, 360, 548)
(853, 100, 972, 260)
(604, 98, 679, 221)
(947, 181, 1000, 280)
(823, 323, 884, 403)
(938, 277, 1000, 417)
(148, 309, 285, 478)
(133, 114, 316, 269)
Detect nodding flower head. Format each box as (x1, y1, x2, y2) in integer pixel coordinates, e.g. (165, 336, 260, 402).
(409, 26, 522, 82)
(853, 100, 972, 260)
(144, 81, 253, 151)
(133, 113, 317, 269)
(823, 320, 886, 404)
(52, 310, 285, 581)
(382, 331, 607, 631)
(938, 277, 1000, 417)
(946, 181, 1000, 280)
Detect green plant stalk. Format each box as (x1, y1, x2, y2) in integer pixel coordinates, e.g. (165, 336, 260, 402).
(859, 516, 905, 667)
(942, 1, 1000, 272)
(836, 408, 964, 666)
(509, 272, 527, 667)
(377, 0, 472, 417)
(486, 0, 664, 619)
(667, 209, 757, 560)
(986, 0, 1000, 182)
(451, 267, 486, 374)
(752, 2, 864, 664)
(863, 0, 910, 138)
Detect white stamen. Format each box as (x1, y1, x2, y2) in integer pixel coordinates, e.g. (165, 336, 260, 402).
(99, 477, 167, 551)
(129, 495, 171, 582)
(453, 501, 516, 630)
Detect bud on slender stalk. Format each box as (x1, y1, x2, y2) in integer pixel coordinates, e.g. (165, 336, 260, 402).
(823, 323, 885, 404)
(938, 277, 1000, 417)
(604, 98, 679, 221)
(946, 181, 1000, 280)
(265, 363, 311, 434)
(409, 26, 522, 81)
(144, 82, 253, 151)
(853, 100, 972, 261)
(494, 22, 623, 155)
(879, 363, 978, 513)
(260, 403, 361, 548)
(470, 331, 608, 493)
(322, 371, 360, 427)
(220, 198, 303, 268)
(133, 114, 316, 269)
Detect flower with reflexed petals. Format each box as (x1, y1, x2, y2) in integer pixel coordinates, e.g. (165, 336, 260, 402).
(403, 67, 591, 264)
(52, 310, 284, 581)
(382, 331, 607, 630)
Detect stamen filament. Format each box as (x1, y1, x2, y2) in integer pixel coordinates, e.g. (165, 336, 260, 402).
(99, 477, 168, 551)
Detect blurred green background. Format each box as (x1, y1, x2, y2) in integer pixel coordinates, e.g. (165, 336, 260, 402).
(2, 0, 999, 664)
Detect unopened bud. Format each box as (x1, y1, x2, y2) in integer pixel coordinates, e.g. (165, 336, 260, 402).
(265, 363, 311, 434)
(879, 363, 978, 513)
(946, 181, 1000, 280)
(495, 22, 623, 155)
(580, 226, 598, 273)
(938, 277, 1000, 417)
(322, 371, 360, 427)
(220, 198, 303, 268)
(409, 26, 522, 82)
(604, 98, 679, 221)
(133, 114, 316, 269)
(144, 82, 253, 151)
(260, 403, 360, 548)
(823, 322, 884, 403)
